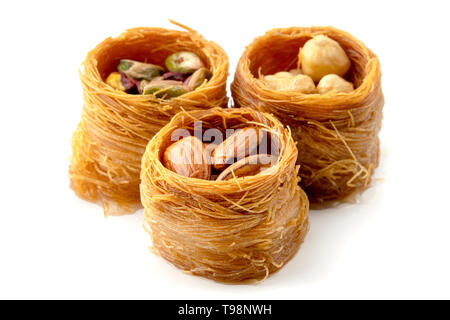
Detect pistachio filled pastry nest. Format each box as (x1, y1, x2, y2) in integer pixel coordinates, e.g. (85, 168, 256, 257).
(70, 22, 229, 215)
(232, 26, 384, 205)
(140, 108, 309, 283)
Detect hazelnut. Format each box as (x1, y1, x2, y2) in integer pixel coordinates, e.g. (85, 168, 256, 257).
(290, 74, 316, 93)
(317, 74, 354, 94)
(300, 35, 351, 82)
(271, 71, 293, 79)
(289, 68, 303, 76)
(263, 73, 316, 94)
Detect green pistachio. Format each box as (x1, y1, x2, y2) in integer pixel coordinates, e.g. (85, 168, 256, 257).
(142, 80, 188, 98)
(165, 52, 204, 73)
(139, 77, 162, 93)
(187, 67, 212, 90)
(117, 60, 134, 72)
(117, 59, 164, 80)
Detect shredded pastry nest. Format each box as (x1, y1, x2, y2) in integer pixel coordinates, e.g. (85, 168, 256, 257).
(69, 21, 229, 215)
(140, 108, 309, 283)
(231, 26, 384, 205)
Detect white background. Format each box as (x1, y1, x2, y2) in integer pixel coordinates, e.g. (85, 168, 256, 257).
(1, 0, 449, 299)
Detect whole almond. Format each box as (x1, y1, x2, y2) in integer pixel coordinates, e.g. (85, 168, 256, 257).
(163, 136, 211, 180)
(216, 154, 278, 181)
(212, 127, 263, 170)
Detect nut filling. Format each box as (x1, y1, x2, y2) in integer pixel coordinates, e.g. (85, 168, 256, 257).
(259, 34, 354, 94)
(140, 108, 309, 282)
(105, 51, 211, 99)
(162, 125, 279, 181)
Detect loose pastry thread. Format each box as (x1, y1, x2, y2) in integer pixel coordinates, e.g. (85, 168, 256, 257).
(305, 120, 370, 189)
(69, 23, 229, 215)
(140, 108, 309, 283)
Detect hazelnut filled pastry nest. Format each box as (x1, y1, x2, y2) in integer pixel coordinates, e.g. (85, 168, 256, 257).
(232, 26, 384, 205)
(70, 22, 228, 215)
(140, 108, 309, 282)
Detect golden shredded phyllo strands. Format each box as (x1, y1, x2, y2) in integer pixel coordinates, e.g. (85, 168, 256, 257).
(140, 108, 309, 283)
(232, 26, 384, 205)
(70, 22, 229, 215)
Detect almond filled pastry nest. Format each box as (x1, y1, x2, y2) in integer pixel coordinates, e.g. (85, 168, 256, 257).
(70, 22, 229, 215)
(232, 26, 384, 205)
(140, 108, 309, 282)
